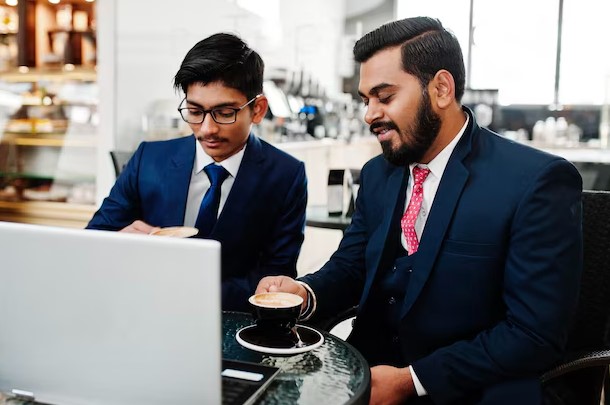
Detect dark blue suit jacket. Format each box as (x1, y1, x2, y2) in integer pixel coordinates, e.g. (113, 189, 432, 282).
(301, 109, 582, 403)
(88, 134, 308, 311)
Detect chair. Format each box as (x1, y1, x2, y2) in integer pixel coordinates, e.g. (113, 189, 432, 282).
(541, 189, 610, 404)
(311, 305, 358, 335)
(573, 162, 610, 191)
(109, 150, 134, 178)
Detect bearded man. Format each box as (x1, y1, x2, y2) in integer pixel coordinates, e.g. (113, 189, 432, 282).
(256, 16, 582, 405)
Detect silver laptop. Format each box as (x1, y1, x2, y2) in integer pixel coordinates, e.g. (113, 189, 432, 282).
(0, 221, 221, 405)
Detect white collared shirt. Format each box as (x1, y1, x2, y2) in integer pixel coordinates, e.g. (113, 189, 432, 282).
(183, 139, 246, 227)
(400, 115, 469, 251)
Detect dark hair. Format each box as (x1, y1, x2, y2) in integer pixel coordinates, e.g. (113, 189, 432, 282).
(173, 33, 264, 100)
(353, 17, 465, 102)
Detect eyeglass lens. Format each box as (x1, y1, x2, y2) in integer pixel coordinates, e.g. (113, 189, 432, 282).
(180, 107, 237, 124)
(178, 94, 260, 125)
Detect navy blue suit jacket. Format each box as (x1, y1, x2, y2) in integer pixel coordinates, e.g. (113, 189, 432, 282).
(301, 109, 582, 403)
(88, 134, 307, 311)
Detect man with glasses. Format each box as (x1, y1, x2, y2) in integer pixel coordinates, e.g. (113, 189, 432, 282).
(87, 33, 308, 312)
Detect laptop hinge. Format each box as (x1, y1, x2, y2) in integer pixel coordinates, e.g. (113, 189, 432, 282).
(11, 388, 35, 401)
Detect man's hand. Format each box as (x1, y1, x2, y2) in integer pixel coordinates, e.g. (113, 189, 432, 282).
(256, 276, 308, 312)
(119, 220, 159, 235)
(369, 365, 415, 405)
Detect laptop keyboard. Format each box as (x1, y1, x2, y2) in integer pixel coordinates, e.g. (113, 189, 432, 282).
(222, 377, 257, 405)
(221, 359, 279, 405)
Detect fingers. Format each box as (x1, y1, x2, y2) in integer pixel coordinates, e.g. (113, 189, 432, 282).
(120, 220, 158, 234)
(255, 276, 298, 294)
(255, 276, 285, 294)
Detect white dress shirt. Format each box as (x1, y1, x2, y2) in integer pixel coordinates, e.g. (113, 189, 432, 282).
(406, 115, 469, 396)
(183, 140, 246, 227)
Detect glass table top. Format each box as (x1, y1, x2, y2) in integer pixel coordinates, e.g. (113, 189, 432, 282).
(223, 311, 370, 405)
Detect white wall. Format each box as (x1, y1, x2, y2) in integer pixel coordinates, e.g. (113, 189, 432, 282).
(346, 0, 387, 18)
(95, 0, 116, 204)
(268, 0, 347, 97)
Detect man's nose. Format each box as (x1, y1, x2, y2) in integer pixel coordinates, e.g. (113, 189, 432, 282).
(195, 113, 219, 136)
(363, 102, 382, 125)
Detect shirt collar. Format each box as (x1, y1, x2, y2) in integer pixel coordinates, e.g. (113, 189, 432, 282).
(410, 113, 469, 179)
(194, 138, 246, 178)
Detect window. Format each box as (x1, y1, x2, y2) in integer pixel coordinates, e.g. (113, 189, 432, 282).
(560, 0, 610, 104)
(397, 0, 609, 106)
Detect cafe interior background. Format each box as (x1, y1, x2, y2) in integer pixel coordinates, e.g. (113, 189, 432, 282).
(0, 0, 608, 274)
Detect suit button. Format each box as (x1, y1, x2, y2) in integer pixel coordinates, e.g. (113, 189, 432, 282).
(391, 265, 397, 273)
(392, 335, 399, 344)
(407, 267, 413, 273)
(388, 297, 396, 305)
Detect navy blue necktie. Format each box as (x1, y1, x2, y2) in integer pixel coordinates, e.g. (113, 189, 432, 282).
(195, 164, 229, 238)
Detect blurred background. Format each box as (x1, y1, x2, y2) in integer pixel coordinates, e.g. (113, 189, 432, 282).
(0, 0, 608, 271)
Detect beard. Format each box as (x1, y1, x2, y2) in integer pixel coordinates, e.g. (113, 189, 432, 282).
(374, 90, 442, 166)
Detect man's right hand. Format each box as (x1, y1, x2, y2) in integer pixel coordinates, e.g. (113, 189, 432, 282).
(119, 220, 160, 235)
(256, 276, 308, 312)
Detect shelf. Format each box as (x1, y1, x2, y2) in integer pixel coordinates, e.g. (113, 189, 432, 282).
(0, 67, 96, 82)
(1, 132, 97, 147)
(0, 171, 54, 181)
(0, 200, 96, 228)
(0, 170, 95, 181)
(20, 100, 97, 107)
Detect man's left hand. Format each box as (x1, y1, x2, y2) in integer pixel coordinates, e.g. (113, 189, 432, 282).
(369, 365, 415, 405)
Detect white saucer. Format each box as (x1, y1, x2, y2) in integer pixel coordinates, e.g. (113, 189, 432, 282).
(236, 324, 324, 355)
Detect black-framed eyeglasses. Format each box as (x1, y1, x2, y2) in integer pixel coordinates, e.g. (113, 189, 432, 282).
(177, 94, 262, 125)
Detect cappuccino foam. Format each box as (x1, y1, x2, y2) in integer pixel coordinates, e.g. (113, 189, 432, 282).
(250, 292, 302, 308)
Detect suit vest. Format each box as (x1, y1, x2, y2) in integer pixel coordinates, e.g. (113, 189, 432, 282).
(348, 168, 417, 366)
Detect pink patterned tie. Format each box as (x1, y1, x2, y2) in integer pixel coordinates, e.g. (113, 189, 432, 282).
(401, 166, 431, 255)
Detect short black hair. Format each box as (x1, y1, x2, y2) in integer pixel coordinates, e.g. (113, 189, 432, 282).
(173, 33, 264, 100)
(353, 17, 465, 102)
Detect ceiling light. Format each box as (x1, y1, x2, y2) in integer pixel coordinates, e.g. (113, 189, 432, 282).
(48, 0, 60, 4)
(6, 0, 18, 6)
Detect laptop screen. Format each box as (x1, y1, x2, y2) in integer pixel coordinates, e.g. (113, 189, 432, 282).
(0, 222, 221, 405)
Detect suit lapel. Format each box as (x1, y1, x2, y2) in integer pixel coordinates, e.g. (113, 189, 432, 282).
(212, 134, 264, 236)
(163, 135, 196, 225)
(400, 109, 477, 317)
(361, 164, 408, 305)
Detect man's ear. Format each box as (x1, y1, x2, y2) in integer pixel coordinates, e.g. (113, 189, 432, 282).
(252, 96, 269, 124)
(430, 70, 455, 110)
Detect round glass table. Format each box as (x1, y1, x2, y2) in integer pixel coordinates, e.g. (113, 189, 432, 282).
(223, 311, 370, 405)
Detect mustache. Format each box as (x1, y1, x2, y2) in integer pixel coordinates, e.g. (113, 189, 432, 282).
(196, 135, 224, 142)
(370, 121, 399, 135)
